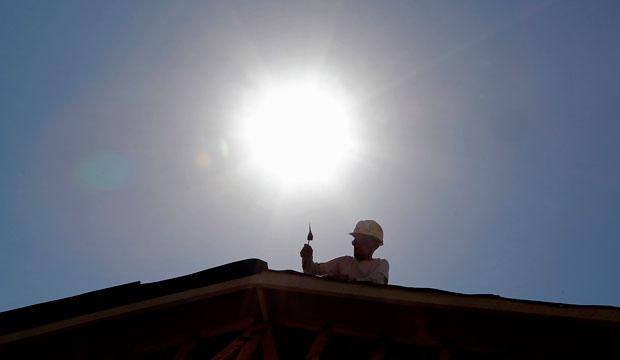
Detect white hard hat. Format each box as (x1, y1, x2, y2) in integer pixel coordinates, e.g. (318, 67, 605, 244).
(349, 220, 384, 246)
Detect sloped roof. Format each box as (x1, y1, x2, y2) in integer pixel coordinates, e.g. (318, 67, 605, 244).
(2, 259, 620, 358)
(3, 258, 619, 336)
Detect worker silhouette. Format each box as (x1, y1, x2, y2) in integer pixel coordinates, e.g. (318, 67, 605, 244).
(300, 220, 389, 284)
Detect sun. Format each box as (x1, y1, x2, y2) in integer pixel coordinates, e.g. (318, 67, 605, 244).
(237, 76, 357, 188)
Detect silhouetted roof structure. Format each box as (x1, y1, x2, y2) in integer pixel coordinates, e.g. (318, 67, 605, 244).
(2, 259, 619, 359)
(0, 259, 268, 336)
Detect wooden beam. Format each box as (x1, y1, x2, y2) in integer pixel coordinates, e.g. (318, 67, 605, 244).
(261, 325, 279, 360)
(275, 318, 422, 346)
(212, 324, 265, 360)
(306, 328, 332, 360)
(235, 334, 261, 360)
(132, 317, 257, 355)
(173, 335, 199, 360)
(257, 287, 270, 321)
(199, 317, 258, 339)
(274, 316, 502, 356)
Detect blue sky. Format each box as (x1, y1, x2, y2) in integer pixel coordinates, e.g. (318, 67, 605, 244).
(1, 0, 619, 311)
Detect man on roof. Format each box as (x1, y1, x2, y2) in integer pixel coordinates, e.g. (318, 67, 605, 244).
(300, 220, 390, 284)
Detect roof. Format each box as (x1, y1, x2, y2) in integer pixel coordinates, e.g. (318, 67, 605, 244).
(2, 259, 620, 358)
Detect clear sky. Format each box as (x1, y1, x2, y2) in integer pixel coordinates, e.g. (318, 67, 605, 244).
(1, 0, 620, 311)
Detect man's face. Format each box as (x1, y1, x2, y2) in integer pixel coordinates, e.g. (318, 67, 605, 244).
(352, 235, 379, 261)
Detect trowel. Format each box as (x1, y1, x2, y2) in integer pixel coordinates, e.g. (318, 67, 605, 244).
(307, 223, 313, 245)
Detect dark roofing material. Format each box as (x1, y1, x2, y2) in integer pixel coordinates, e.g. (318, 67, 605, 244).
(0, 259, 268, 335)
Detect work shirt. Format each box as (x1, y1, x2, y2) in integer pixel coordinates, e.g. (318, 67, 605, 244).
(303, 256, 389, 285)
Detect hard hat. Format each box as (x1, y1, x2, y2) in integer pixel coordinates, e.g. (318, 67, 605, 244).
(349, 220, 384, 246)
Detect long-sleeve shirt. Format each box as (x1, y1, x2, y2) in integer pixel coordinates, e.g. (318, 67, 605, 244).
(303, 256, 389, 284)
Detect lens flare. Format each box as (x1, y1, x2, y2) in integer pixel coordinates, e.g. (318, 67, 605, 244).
(195, 152, 212, 167)
(74, 152, 130, 191)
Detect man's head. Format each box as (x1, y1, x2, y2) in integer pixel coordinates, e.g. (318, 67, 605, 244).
(349, 220, 383, 261)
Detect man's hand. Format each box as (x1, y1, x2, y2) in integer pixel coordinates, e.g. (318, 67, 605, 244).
(300, 244, 314, 272)
(300, 244, 313, 260)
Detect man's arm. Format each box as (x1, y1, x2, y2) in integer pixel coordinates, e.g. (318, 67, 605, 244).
(300, 245, 342, 276)
(300, 244, 319, 274)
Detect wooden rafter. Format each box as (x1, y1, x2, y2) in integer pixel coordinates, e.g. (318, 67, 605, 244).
(132, 317, 257, 356)
(257, 287, 270, 321)
(173, 335, 199, 360)
(212, 324, 266, 360)
(306, 327, 332, 360)
(261, 325, 278, 360)
(235, 334, 261, 360)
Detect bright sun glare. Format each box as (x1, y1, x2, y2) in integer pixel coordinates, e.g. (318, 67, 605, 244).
(238, 77, 356, 188)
